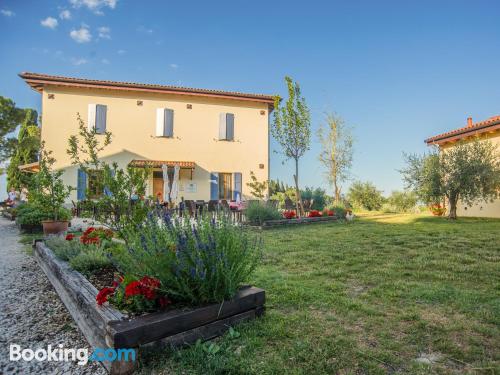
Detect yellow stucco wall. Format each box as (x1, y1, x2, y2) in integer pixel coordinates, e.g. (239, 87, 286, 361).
(440, 132, 500, 218)
(40, 86, 270, 202)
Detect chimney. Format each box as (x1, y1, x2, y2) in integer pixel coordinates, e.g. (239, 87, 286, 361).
(467, 117, 473, 127)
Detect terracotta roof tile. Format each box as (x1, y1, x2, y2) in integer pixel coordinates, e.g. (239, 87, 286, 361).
(129, 160, 195, 168)
(425, 115, 500, 145)
(19, 72, 276, 105)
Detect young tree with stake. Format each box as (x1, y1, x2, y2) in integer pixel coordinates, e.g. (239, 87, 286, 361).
(272, 76, 311, 216)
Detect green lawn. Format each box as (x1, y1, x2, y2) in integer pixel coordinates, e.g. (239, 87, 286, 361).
(139, 214, 500, 374)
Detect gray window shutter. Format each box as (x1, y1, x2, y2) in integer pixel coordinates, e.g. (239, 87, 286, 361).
(219, 113, 227, 140)
(95, 104, 107, 134)
(233, 172, 242, 200)
(226, 113, 234, 141)
(164, 109, 174, 137)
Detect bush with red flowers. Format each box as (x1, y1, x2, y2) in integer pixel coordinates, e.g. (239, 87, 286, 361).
(282, 210, 296, 219)
(323, 209, 335, 217)
(97, 274, 171, 313)
(308, 210, 322, 217)
(65, 233, 75, 241)
(80, 227, 114, 245)
(429, 203, 446, 216)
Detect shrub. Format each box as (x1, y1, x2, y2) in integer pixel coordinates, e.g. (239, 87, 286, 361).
(301, 187, 328, 210)
(429, 203, 446, 216)
(113, 212, 262, 305)
(69, 247, 112, 275)
(347, 181, 384, 211)
(245, 201, 281, 225)
(45, 235, 112, 273)
(16, 203, 71, 226)
(386, 191, 418, 213)
(308, 210, 322, 217)
(326, 205, 347, 218)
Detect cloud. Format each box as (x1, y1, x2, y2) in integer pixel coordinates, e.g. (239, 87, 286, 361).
(117, 49, 126, 55)
(169, 63, 178, 69)
(41, 17, 58, 29)
(59, 9, 71, 19)
(69, 0, 117, 14)
(98, 26, 111, 39)
(101, 58, 110, 64)
(70, 26, 92, 43)
(1, 9, 14, 17)
(71, 57, 88, 66)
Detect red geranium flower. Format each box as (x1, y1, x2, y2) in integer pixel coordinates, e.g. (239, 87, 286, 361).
(308, 210, 322, 217)
(96, 287, 115, 305)
(124, 280, 142, 297)
(65, 233, 75, 241)
(283, 210, 296, 219)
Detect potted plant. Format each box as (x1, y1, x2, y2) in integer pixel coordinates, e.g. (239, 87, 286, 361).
(32, 143, 72, 235)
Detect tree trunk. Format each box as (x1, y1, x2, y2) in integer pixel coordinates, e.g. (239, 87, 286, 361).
(334, 179, 340, 204)
(293, 158, 303, 217)
(448, 196, 458, 220)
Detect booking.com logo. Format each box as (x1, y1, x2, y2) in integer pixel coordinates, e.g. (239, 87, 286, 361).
(9, 344, 136, 366)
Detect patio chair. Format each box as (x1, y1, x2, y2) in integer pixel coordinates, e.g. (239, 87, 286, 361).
(207, 200, 219, 212)
(184, 200, 196, 217)
(220, 199, 230, 211)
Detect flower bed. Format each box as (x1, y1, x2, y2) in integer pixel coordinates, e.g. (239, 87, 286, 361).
(34, 213, 265, 374)
(260, 215, 339, 228)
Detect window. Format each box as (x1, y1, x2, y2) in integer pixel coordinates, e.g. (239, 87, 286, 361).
(156, 108, 174, 137)
(219, 113, 234, 141)
(88, 104, 107, 134)
(87, 170, 104, 199)
(218, 173, 232, 200)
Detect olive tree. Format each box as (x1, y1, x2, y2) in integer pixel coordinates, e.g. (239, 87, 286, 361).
(401, 138, 500, 219)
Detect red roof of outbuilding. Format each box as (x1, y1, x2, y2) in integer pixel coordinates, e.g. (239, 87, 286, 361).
(425, 115, 500, 145)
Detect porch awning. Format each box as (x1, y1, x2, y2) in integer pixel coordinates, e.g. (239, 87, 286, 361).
(18, 161, 40, 173)
(128, 160, 195, 169)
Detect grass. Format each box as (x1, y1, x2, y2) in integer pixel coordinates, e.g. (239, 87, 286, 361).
(137, 214, 497, 373)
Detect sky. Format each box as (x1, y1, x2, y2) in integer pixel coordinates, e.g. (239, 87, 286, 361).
(1, 0, 500, 197)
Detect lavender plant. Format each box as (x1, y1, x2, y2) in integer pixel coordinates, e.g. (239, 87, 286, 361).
(112, 211, 262, 304)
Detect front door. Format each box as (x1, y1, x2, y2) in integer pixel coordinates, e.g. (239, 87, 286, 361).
(218, 173, 232, 200)
(153, 176, 164, 201)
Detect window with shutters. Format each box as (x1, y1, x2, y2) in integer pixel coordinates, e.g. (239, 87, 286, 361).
(87, 170, 104, 199)
(88, 104, 107, 134)
(156, 108, 174, 137)
(219, 113, 234, 141)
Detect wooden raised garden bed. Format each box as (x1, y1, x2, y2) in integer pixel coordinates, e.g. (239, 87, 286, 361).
(260, 215, 339, 229)
(34, 241, 265, 374)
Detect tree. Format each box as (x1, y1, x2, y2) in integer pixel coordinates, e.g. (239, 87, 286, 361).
(6, 109, 40, 189)
(272, 76, 311, 215)
(401, 138, 500, 219)
(67, 114, 149, 239)
(347, 181, 384, 211)
(317, 113, 354, 203)
(0, 96, 26, 164)
(31, 142, 72, 221)
(246, 171, 268, 199)
(386, 190, 418, 213)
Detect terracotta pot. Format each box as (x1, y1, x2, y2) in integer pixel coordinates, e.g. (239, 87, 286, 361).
(42, 220, 69, 235)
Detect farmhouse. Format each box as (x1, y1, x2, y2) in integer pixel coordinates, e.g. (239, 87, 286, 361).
(19, 72, 274, 203)
(425, 115, 500, 218)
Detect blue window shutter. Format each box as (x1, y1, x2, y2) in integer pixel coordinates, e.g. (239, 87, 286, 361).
(210, 173, 219, 200)
(95, 104, 107, 134)
(219, 113, 227, 140)
(164, 109, 174, 137)
(103, 169, 114, 196)
(233, 172, 242, 200)
(226, 113, 234, 141)
(77, 169, 87, 200)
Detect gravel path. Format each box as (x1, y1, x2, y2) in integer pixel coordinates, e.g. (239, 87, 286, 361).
(0, 218, 106, 375)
